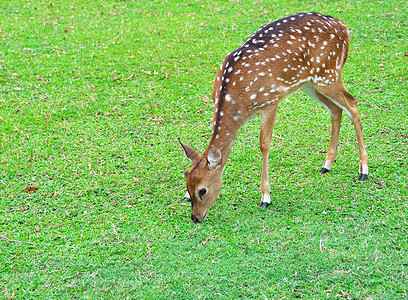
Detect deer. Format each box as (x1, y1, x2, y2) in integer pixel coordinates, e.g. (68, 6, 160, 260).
(179, 12, 369, 223)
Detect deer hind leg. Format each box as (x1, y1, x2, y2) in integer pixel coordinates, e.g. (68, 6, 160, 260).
(301, 82, 343, 174)
(259, 105, 279, 207)
(313, 82, 369, 181)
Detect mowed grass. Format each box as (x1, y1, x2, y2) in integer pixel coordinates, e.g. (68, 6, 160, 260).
(0, 0, 407, 298)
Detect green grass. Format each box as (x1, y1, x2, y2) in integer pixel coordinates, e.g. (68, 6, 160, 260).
(1, 0, 407, 298)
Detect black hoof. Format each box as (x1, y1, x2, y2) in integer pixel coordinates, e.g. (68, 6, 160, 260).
(259, 202, 270, 208)
(180, 197, 191, 202)
(320, 167, 330, 174)
(358, 173, 368, 181)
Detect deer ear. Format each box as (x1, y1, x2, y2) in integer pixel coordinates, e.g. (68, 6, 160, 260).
(207, 146, 222, 169)
(178, 138, 200, 162)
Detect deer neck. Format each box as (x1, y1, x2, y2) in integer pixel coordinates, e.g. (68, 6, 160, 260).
(206, 98, 248, 168)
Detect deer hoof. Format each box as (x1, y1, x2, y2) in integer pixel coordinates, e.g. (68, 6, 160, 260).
(358, 173, 368, 181)
(259, 202, 270, 208)
(320, 167, 330, 174)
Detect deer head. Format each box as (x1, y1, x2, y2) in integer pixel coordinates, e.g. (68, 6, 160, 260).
(179, 139, 224, 223)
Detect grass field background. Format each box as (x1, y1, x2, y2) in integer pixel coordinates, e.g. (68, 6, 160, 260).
(1, 0, 407, 298)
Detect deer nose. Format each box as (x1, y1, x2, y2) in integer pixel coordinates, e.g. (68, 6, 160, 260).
(191, 215, 200, 223)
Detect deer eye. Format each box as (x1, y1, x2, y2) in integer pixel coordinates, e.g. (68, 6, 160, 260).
(198, 188, 207, 199)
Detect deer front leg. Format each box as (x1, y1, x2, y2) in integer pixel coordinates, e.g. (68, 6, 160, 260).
(259, 106, 278, 208)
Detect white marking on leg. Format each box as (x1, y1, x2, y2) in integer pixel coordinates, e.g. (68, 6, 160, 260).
(261, 193, 271, 204)
(361, 163, 368, 175)
(323, 160, 333, 170)
(322, 95, 352, 119)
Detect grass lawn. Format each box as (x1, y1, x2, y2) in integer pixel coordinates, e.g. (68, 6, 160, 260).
(1, 0, 407, 298)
